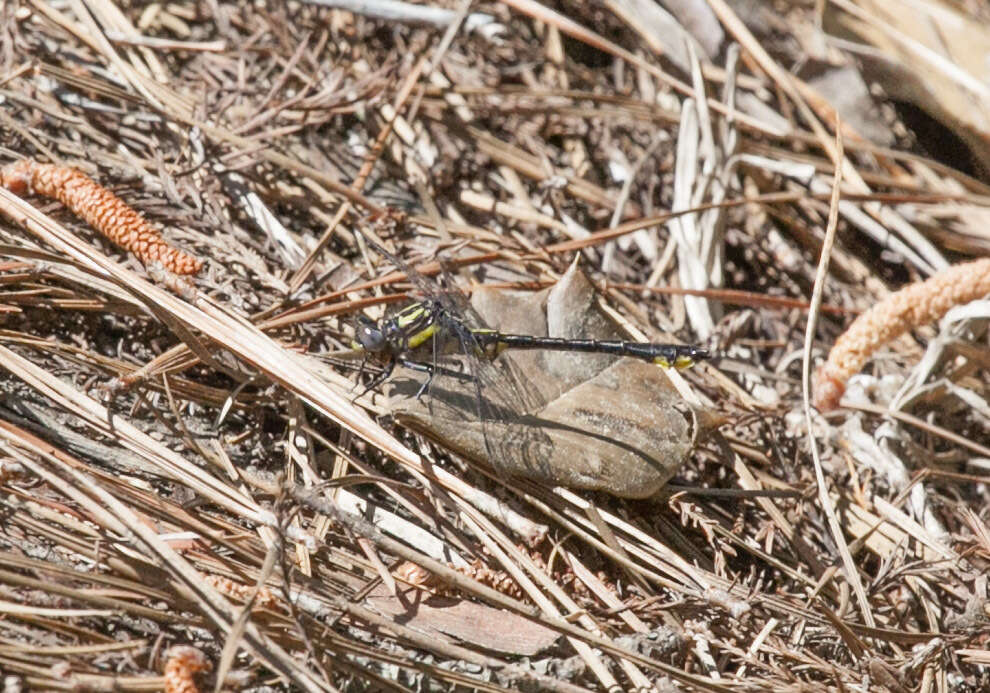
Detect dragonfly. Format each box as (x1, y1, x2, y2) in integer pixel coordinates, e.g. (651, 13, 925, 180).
(345, 231, 713, 496)
(353, 296, 710, 395)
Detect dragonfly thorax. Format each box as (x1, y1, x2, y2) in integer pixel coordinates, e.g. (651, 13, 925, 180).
(355, 301, 448, 357)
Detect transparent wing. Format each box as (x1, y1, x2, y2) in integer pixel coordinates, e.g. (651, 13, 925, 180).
(355, 228, 546, 472)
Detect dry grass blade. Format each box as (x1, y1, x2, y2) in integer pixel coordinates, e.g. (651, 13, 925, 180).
(802, 122, 875, 628)
(0, 186, 418, 473)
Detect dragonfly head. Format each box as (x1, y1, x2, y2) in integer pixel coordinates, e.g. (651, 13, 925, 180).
(354, 315, 387, 353)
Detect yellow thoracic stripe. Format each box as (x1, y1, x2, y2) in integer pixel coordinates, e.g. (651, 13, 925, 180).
(406, 322, 437, 349)
(394, 304, 437, 350)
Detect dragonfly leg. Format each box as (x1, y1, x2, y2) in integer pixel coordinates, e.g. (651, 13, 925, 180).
(349, 355, 370, 393)
(353, 358, 395, 402)
(390, 357, 436, 399)
(415, 362, 435, 400)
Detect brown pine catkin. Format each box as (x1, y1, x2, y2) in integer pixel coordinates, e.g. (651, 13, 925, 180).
(814, 257, 990, 410)
(0, 159, 203, 275)
(163, 646, 211, 693)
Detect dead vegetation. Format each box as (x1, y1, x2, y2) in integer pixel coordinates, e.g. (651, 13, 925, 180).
(1, 0, 990, 690)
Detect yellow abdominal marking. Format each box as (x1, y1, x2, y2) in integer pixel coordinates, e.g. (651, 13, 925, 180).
(652, 354, 697, 369)
(467, 329, 503, 358)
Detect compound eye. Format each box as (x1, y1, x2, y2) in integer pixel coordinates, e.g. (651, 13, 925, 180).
(354, 317, 386, 352)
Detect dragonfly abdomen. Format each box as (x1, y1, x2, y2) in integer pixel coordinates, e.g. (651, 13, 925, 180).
(468, 331, 708, 369)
